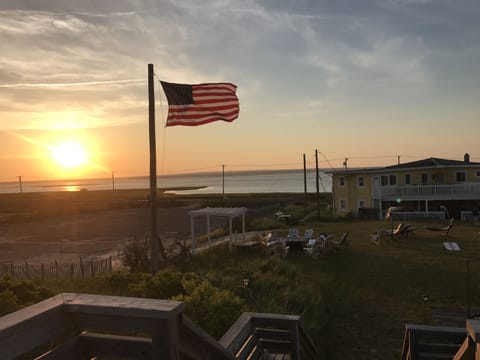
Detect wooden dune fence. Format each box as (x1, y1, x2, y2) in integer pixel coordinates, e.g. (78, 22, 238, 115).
(0, 257, 113, 281)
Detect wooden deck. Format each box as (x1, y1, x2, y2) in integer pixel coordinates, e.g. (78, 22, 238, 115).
(0, 293, 317, 360)
(400, 319, 480, 359)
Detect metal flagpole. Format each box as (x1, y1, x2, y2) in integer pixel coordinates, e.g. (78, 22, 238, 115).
(148, 63, 159, 274)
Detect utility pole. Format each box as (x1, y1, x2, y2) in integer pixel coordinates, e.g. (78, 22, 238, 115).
(315, 150, 320, 218)
(222, 164, 225, 197)
(17, 176, 23, 193)
(111, 171, 115, 191)
(303, 154, 307, 205)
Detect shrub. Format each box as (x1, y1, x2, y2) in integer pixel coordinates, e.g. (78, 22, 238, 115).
(0, 290, 18, 316)
(0, 276, 54, 316)
(128, 269, 184, 299)
(117, 237, 151, 272)
(173, 274, 246, 339)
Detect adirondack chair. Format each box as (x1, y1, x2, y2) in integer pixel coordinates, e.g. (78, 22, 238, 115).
(332, 232, 349, 248)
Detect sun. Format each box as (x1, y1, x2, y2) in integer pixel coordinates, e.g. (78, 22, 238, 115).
(51, 141, 87, 169)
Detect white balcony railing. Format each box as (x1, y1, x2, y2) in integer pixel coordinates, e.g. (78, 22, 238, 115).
(373, 183, 480, 201)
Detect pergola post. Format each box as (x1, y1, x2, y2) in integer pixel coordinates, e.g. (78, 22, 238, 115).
(207, 215, 211, 246)
(188, 207, 247, 254)
(242, 213, 246, 241)
(229, 216, 233, 253)
(190, 215, 195, 255)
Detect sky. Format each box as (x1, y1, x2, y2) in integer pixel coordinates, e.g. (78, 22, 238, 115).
(1, 0, 480, 181)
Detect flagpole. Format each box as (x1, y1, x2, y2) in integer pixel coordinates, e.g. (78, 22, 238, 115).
(148, 63, 159, 274)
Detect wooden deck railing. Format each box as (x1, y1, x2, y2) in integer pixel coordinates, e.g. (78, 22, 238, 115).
(219, 312, 317, 360)
(0, 293, 316, 360)
(400, 320, 480, 360)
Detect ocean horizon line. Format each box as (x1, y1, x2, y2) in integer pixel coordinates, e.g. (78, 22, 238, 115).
(0, 168, 333, 195)
(0, 167, 333, 185)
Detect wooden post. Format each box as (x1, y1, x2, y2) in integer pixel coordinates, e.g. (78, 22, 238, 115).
(90, 260, 95, 277)
(55, 259, 59, 280)
(191, 215, 196, 255)
(222, 164, 225, 198)
(70, 263, 74, 279)
(41, 264, 45, 282)
(108, 256, 113, 272)
(10, 263, 14, 277)
(148, 63, 159, 275)
(17, 175, 23, 193)
(315, 149, 320, 219)
(80, 257, 85, 279)
(303, 153, 307, 205)
(25, 262, 29, 280)
(152, 316, 180, 359)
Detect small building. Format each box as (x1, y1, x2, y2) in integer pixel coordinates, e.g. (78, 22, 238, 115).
(329, 154, 480, 219)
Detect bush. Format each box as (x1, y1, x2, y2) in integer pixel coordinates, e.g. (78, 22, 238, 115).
(128, 269, 184, 299)
(0, 290, 18, 316)
(117, 237, 151, 272)
(0, 276, 54, 316)
(173, 274, 246, 339)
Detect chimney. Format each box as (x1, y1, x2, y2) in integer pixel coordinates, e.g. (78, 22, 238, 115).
(464, 153, 470, 163)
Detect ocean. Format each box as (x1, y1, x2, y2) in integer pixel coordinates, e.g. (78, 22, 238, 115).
(0, 169, 332, 195)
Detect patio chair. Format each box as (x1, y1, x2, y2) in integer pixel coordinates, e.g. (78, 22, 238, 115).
(273, 240, 290, 258)
(304, 235, 337, 257)
(370, 224, 404, 245)
(303, 228, 314, 241)
(332, 232, 349, 248)
(288, 227, 300, 239)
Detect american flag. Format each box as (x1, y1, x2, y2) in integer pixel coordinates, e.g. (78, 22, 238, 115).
(160, 81, 239, 127)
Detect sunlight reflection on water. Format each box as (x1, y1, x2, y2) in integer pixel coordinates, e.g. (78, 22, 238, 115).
(62, 185, 81, 192)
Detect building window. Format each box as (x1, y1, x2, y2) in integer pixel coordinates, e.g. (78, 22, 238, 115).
(421, 173, 428, 184)
(456, 172, 466, 182)
(359, 200, 366, 208)
(381, 175, 396, 186)
(339, 177, 345, 186)
(405, 174, 411, 185)
(389, 175, 397, 185)
(358, 176, 365, 187)
(340, 199, 346, 210)
(381, 175, 388, 186)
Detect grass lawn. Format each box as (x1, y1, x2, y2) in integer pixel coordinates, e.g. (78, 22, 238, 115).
(262, 218, 480, 359)
(182, 212, 480, 358)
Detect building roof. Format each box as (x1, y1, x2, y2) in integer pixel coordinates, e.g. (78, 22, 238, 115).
(329, 156, 480, 175)
(385, 157, 480, 170)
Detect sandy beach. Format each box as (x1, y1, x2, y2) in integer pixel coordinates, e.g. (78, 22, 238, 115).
(0, 189, 238, 265)
(0, 206, 193, 264)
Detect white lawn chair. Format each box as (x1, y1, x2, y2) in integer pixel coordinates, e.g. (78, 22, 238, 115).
(303, 228, 314, 241)
(288, 228, 300, 239)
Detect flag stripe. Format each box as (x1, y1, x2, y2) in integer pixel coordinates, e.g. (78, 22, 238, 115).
(161, 81, 239, 127)
(167, 109, 239, 120)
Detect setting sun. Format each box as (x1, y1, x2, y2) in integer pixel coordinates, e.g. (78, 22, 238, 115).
(51, 141, 87, 169)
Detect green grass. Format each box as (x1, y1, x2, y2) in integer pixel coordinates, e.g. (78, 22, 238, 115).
(270, 218, 480, 359)
(181, 217, 480, 359)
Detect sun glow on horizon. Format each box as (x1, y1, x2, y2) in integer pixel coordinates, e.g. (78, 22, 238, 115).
(51, 141, 87, 169)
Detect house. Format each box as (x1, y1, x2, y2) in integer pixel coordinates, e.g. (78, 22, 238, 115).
(330, 153, 480, 219)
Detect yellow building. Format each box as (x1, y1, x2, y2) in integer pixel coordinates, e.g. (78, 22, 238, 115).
(330, 154, 480, 219)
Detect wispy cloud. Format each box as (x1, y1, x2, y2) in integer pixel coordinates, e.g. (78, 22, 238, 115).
(0, 79, 145, 88)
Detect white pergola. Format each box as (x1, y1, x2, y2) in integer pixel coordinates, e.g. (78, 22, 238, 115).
(189, 207, 247, 254)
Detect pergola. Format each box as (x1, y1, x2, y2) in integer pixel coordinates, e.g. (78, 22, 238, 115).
(189, 207, 247, 254)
